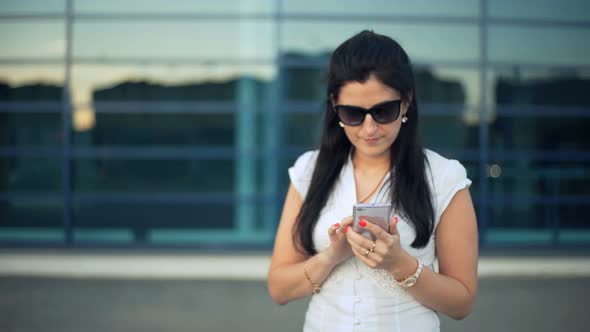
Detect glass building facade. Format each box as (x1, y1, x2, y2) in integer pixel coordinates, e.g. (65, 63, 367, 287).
(0, 0, 589, 248)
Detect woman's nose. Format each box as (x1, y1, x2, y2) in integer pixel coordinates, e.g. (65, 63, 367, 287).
(362, 114, 379, 134)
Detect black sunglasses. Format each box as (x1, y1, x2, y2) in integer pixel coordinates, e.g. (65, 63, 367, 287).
(333, 99, 402, 126)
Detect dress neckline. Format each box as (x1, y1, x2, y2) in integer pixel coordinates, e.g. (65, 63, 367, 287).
(346, 149, 391, 204)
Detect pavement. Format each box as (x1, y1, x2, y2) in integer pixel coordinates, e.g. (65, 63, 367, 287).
(0, 250, 589, 332)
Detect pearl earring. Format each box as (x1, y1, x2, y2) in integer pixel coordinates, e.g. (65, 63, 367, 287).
(401, 116, 408, 124)
(339, 121, 345, 128)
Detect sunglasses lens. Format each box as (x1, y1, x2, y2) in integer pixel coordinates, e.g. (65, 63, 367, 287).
(372, 100, 401, 124)
(336, 106, 364, 126)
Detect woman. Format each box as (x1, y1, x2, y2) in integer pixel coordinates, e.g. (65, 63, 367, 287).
(267, 30, 478, 331)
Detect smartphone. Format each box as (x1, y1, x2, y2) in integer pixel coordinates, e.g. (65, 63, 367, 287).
(352, 203, 391, 240)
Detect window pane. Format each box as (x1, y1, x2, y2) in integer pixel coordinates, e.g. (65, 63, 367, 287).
(70, 64, 275, 105)
(489, 0, 590, 22)
(488, 161, 590, 197)
(73, 159, 234, 193)
(422, 113, 479, 151)
(491, 68, 590, 151)
(283, 0, 478, 17)
(489, 26, 590, 66)
(0, 65, 64, 87)
(490, 117, 590, 150)
(75, 0, 274, 14)
(0, 22, 64, 58)
(73, 203, 235, 240)
(0, 113, 62, 147)
(0, 0, 64, 14)
(74, 21, 275, 60)
(74, 113, 235, 147)
(0, 203, 63, 241)
(281, 23, 479, 63)
(493, 68, 590, 108)
(0, 157, 62, 192)
(282, 66, 481, 107)
(284, 112, 323, 149)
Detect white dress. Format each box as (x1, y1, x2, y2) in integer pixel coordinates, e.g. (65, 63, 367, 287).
(288, 148, 472, 332)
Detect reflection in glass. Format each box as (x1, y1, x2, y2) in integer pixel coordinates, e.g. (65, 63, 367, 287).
(0, 0, 65, 14)
(283, 0, 478, 17)
(0, 203, 64, 241)
(490, 26, 590, 66)
(75, 0, 274, 14)
(0, 113, 62, 147)
(73, 159, 234, 193)
(73, 21, 275, 60)
(74, 113, 235, 147)
(489, 0, 590, 22)
(73, 203, 234, 230)
(281, 22, 479, 63)
(421, 114, 479, 151)
(0, 157, 62, 192)
(0, 66, 64, 87)
(0, 23, 65, 58)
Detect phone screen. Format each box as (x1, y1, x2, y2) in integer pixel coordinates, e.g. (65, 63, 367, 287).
(352, 203, 391, 240)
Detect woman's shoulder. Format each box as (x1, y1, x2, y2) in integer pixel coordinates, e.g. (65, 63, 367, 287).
(292, 149, 320, 171)
(423, 148, 472, 222)
(288, 149, 320, 198)
(423, 148, 470, 185)
(424, 148, 464, 170)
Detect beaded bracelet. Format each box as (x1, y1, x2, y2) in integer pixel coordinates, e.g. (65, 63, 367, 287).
(303, 262, 321, 295)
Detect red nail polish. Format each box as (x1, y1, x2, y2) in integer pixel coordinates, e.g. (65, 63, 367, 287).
(359, 220, 367, 227)
(334, 223, 340, 227)
(394, 216, 399, 224)
(344, 226, 349, 233)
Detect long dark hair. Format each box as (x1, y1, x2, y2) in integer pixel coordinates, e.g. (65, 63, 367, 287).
(293, 30, 435, 256)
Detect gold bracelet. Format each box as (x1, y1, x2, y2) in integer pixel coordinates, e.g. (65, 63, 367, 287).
(303, 262, 321, 295)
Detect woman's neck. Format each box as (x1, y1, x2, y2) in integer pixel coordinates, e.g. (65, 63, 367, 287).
(351, 149, 390, 175)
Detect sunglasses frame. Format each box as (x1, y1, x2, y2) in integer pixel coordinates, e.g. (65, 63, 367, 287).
(333, 99, 403, 126)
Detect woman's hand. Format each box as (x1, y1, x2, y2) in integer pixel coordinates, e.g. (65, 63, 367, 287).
(323, 216, 354, 265)
(345, 217, 413, 275)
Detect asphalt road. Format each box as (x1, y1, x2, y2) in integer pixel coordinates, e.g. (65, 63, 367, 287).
(1, 277, 589, 332)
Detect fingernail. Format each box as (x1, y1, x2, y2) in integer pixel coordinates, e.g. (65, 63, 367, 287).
(334, 223, 340, 228)
(394, 216, 398, 224)
(344, 226, 349, 233)
(359, 220, 367, 227)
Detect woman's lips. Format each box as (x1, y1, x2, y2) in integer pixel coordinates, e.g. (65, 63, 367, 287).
(364, 137, 380, 144)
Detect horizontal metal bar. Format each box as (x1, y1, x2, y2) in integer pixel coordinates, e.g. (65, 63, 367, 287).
(0, 57, 274, 66)
(489, 150, 590, 162)
(0, 14, 64, 20)
(279, 57, 482, 69)
(71, 147, 237, 159)
(0, 102, 63, 113)
(0, 147, 62, 158)
(1, 192, 587, 206)
(488, 195, 590, 205)
(4, 101, 587, 118)
(1, 146, 589, 161)
(90, 101, 237, 113)
(0, 147, 293, 159)
(0, 192, 281, 205)
(0, 193, 63, 205)
(1, 13, 589, 29)
(2, 56, 590, 72)
(494, 105, 590, 117)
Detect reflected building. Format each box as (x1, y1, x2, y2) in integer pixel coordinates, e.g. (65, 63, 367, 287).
(1, 0, 589, 247)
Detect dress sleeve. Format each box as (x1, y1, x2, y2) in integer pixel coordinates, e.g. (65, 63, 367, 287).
(288, 150, 319, 199)
(435, 159, 472, 226)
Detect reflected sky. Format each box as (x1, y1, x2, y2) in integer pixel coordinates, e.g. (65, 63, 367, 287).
(0, 0, 589, 113)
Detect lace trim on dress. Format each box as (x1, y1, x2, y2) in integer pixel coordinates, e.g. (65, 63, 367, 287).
(357, 262, 415, 300)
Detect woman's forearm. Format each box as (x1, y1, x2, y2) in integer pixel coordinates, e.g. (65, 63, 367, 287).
(391, 253, 476, 320)
(268, 249, 339, 305)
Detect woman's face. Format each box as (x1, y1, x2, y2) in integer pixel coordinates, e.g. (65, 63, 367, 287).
(332, 75, 409, 160)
